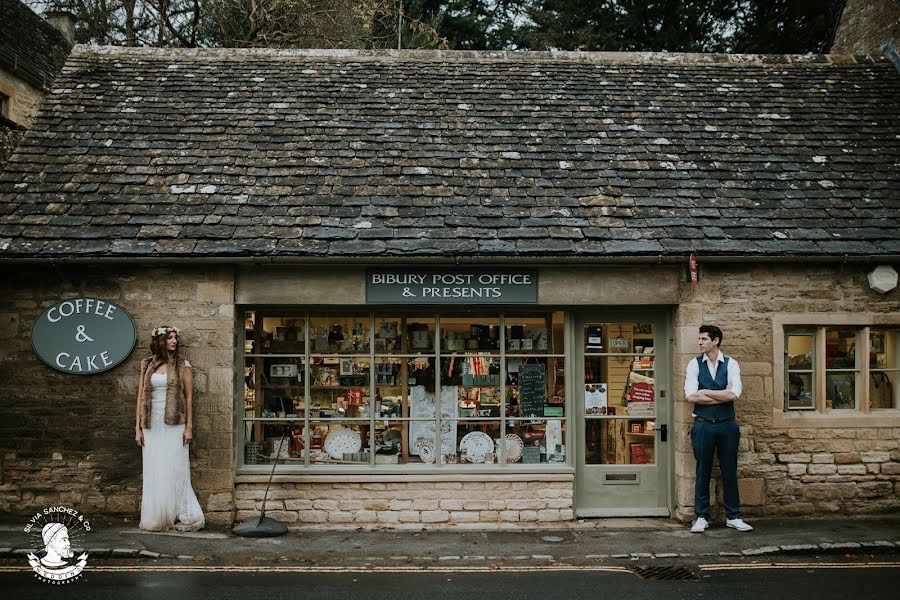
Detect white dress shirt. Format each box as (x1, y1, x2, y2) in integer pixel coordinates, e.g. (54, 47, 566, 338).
(683, 352, 743, 399)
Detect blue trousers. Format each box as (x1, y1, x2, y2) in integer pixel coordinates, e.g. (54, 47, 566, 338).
(691, 419, 741, 520)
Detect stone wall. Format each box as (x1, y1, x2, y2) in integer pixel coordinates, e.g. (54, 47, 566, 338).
(233, 476, 574, 528)
(0, 71, 45, 128)
(0, 266, 236, 526)
(673, 263, 900, 521)
(831, 0, 900, 55)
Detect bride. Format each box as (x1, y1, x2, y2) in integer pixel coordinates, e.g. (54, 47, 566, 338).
(134, 326, 204, 531)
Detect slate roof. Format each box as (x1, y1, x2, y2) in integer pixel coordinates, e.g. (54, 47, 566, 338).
(0, 0, 72, 91)
(0, 47, 898, 260)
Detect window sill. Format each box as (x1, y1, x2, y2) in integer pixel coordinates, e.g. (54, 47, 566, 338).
(235, 470, 575, 483)
(772, 408, 900, 429)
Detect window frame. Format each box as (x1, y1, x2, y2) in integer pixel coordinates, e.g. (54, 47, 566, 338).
(773, 313, 900, 429)
(236, 307, 571, 474)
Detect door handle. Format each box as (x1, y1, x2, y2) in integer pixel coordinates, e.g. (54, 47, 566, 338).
(659, 424, 668, 442)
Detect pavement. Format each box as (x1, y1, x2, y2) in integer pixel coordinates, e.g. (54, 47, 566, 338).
(2, 514, 899, 567)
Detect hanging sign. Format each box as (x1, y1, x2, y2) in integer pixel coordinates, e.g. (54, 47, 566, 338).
(31, 298, 137, 375)
(366, 269, 538, 304)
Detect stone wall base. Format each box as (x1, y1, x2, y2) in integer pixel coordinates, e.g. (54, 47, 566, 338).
(232, 478, 575, 528)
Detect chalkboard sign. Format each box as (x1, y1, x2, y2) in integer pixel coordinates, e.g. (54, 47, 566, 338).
(518, 364, 546, 418)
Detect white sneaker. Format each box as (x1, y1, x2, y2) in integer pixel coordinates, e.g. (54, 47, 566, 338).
(690, 517, 709, 533)
(726, 518, 753, 532)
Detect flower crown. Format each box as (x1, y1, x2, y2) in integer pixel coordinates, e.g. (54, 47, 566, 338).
(153, 326, 179, 337)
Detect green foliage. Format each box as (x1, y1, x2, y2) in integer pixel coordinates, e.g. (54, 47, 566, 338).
(514, 0, 845, 53)
(27, 0, 848, 52)
(412, 0, 524, 49)
(730, 0, 845, 54)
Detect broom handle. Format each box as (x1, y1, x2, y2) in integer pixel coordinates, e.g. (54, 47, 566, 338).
(259, 429, 288, 522)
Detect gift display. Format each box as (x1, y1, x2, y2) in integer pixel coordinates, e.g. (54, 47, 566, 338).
(242, 310, 566, 467)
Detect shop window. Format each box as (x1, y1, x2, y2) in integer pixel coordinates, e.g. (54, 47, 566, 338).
(241, 310, 566, 470)
(783, 327, 899, 414)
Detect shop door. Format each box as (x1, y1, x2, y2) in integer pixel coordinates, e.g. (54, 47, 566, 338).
(575, 311, 671, 517)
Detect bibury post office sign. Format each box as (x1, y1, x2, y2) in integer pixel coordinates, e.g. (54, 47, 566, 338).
(32, 298, 137, 374)
(367, 269, 538, 304)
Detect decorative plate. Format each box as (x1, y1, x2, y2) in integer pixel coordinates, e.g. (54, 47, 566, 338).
(323, 428, 362, 460)
(415, 439, 436, 464)
(459, 431, 494, 463)
(504, 434, 525, 463)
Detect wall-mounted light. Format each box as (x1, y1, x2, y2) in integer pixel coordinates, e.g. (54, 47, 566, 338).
(867, 265, 898, 294)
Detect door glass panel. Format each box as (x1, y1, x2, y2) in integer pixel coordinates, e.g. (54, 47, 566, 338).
(585, 419, 656, 464)
(583, 322, 656, 465)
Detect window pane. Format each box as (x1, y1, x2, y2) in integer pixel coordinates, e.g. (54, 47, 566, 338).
(308, 422, 371, 465)
(456, 422, 502, 464)
(405, 317, 437, 354)
(373, 317, 403, 353)
(826, 372, 856, 410)
(246, 312, 306, 355)
(244, 422, 302, 465)
(409, 383, 455, 460)
(379, 420, 438, 464)
(310, 358, 370, 415)
(786, 372, 815, 409)
(458, 386, 502, 418)
(870, 329, 900, 370)
(506, 357, 565, 417)
(585, 418, 656, 465)
(825, 329, 858, 369)
(441, 315, 501, 352)
(310, 315, 370, 354)
(787, 334, 814, 369)
(869, 371, 898, 410)
(504, 312, 564, 354)
(507, 419, 567, 464)
(441, 354, 501, 388)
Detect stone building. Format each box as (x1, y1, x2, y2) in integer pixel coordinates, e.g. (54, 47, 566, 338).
(0, 0, 74, 162)
(831, 0, 900, 55)
(0, 47, 897, 528)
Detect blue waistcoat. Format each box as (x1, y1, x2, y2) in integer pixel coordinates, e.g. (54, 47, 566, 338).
(694, 354, 736, 420)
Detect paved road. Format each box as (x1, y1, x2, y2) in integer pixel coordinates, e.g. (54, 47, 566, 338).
(3, 561, 898, 599)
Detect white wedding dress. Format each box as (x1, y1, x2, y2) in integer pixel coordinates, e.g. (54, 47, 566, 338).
(139, 369, 204, 531)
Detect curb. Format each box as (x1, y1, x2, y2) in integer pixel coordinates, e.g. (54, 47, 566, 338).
(0, 540, 897, 563)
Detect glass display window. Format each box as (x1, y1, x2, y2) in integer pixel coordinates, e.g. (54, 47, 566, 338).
(239, 309, 568, 470)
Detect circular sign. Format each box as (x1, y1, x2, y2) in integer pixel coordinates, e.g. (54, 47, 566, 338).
(31, 298, 137, 375)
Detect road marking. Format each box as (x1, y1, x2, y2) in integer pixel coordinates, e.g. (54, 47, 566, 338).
(0, 564, 631, 574)
(1, 562, 896, 575)
(700, 562, 900, 572)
